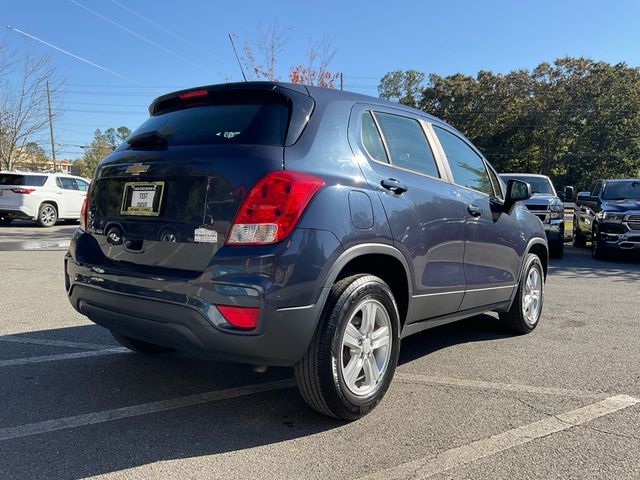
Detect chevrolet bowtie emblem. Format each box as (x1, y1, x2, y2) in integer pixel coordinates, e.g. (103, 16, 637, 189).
(125, 163, 150, 175)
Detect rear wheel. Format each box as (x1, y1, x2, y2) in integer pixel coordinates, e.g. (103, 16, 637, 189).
(499, 253, 544, 334)
(111, 331, 174, 354)
(572, 218, 586, 248)
(294, 274, 400, 420)
(36, 203, 57, 227)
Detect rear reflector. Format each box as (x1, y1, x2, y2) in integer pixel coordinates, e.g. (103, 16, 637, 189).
(10, 188, 35, 194)
(178, 89, 208, 99)
(216, 305, 259, 330)
(226, 171, 325, 245)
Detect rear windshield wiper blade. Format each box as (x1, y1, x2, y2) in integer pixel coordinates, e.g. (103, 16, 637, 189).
(126, 131, 169, 149)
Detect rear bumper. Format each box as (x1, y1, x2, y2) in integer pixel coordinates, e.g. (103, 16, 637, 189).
(65, 228, 342, 366)
(0, 207, 35, 220)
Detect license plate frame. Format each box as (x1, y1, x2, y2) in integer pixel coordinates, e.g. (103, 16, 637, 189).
(120, 181, 165, 217)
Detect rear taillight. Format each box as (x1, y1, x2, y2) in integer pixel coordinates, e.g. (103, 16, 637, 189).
(10, 188, 35, 194)
(226, 171, 325, 245)
(80, 184, 91, 231)
(216, 305, 260, 330)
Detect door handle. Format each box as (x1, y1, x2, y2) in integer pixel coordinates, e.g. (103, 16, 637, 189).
(380, 178, 408, 194)
(467, 204, 482, 217)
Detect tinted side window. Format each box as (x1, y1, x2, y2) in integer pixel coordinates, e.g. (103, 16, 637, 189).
(592, 181, 603, 197)
(361, 112, 389, 163)
(59, 178, 78, 190)
(434, 127, 493, 195)
(0, 174, 47, 186)
(77, 180, 89, 192)
(374, 112, 439, 178)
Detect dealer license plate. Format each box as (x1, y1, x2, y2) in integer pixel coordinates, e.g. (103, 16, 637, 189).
(120, 182, 164, 216)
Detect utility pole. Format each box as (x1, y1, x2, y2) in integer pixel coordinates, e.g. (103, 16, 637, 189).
(340, 72, 343, 91)
(46, 80, 57, 172)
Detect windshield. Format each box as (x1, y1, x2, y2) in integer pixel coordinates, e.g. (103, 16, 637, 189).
(602, 180, 640, 200)
(500, 175, 555, 195)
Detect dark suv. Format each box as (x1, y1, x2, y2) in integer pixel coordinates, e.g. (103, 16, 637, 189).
(65, 82, 548, 420)
(573, 178, 640, 259)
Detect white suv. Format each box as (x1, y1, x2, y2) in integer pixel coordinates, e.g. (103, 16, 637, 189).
(0, 172, 89, 227)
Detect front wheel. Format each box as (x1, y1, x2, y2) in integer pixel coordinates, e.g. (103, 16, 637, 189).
(294, 274, 401, 420)
(499, 253, 545, 334)
(549, 239, 564, 259)
(591, 226, 608, 260)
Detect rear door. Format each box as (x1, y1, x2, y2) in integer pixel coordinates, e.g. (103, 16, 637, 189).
(56, 177, 84, 218)
(351, 105, 467, 321)
(87, 86, 313, 272)
(432, 126, 521, 310)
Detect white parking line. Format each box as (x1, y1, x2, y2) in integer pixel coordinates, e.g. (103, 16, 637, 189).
(0, 347, 129, 367)
(0, 335, 113, 351)
(361, 394, 640, 480)
(0, 379, 295, 441)
(396, 372, 604, 399)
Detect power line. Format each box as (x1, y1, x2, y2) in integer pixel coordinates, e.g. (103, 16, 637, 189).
(69, 0, 222, 77)
(110, 0, 225, 64)
(3, 23, 143, 85)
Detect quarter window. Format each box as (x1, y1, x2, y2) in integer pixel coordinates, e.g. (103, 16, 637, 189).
(434, 126, 493, 196)
(373, 112, 439, 178)
(361, 112, 389, 163)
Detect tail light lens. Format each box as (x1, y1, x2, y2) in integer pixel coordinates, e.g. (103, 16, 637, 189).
(80, 184, 91, 231)
(226, 171, 325, 245)
(11, 188, 35, 194)
(216, 305, 259, 330)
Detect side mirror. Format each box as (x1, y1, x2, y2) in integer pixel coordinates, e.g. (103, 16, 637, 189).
(563, 186, 574, 201)
(576, 191, 591, 204)
(504, 179, 532, 210)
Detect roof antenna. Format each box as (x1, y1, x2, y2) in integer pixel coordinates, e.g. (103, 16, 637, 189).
(228, 33, 247, 82)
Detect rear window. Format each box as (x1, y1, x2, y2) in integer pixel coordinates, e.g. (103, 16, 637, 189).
(0, 174, 47, 186)
(129, 92, 291, 148)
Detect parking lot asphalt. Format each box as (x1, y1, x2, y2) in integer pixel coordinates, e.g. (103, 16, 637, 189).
(0, 225, 639, 479)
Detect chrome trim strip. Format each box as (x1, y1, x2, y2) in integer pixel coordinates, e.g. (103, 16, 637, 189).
(276, 304, 315, 312)
(413, 284, 516, 299)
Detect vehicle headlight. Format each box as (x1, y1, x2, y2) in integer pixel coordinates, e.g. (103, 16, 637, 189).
(596, 211, 625, 222)
(549, 204, 564, 219)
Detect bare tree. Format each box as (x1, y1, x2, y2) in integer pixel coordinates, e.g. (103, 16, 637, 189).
(0, 44, 61, 170)
(290, 35, 340, 88)
(233, 21, 289, 81)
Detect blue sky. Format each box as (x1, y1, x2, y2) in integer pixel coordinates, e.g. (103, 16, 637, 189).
(2, 0, 639, 160)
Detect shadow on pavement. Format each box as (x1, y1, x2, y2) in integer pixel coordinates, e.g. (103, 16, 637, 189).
(549, 245, 640, 281)
(1, 315, 513, 479)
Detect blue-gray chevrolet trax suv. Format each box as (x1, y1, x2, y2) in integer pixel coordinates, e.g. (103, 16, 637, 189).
(65, 82, 548, 420)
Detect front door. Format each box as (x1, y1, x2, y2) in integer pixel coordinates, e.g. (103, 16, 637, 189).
(432, 126, 521, 310)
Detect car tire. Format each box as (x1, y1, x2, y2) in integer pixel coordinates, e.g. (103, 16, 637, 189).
(591, 226, 607, 260)
(294, 274, 401, 420)
(36, 203, 58, 227)
(111, 331, 174, 354)
(572, 217, 586, 248)
(549, 239, 564, 259)
(0, 217, 12, 225)
(499, 253, 544, 334)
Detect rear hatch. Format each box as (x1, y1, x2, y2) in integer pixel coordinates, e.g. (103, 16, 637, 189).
(0, 173, 48, 209)
(87, 83, 314, 272)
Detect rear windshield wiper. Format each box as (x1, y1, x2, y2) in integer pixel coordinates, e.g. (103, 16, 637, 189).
(126, 131, 169, 149)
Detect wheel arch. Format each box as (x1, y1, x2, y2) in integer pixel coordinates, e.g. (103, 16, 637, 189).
(322, 243, 412, 327)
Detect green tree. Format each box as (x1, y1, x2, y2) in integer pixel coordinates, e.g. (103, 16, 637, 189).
(378, 70, 425, 108)
(74, 126, 130, 178)
(380, 58, 640, 189)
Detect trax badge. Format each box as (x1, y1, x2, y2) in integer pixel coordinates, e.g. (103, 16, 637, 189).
(125, 163, 150, 175)
(194, 228, 218, 244)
